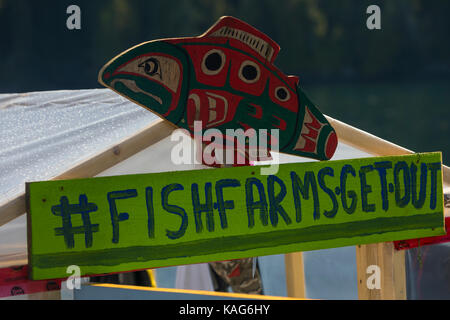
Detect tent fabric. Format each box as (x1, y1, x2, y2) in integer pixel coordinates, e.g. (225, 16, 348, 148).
(0, 89, 157, 204)
(1, 88, 444, 299)
(0, 89, 156, 268)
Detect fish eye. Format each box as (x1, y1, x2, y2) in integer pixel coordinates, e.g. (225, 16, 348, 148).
(201, 49, 225, 75)
(275, 86, 290, 102)
(139, 58, 160, 76)
(239, 60, 260, 84)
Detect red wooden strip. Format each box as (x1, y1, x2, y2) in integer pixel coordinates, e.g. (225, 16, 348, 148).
(394, 217, 450, 250)
(0, 265, 62, 298)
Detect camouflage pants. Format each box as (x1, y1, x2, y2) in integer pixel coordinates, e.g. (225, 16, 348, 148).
(209, 258, 263, 295)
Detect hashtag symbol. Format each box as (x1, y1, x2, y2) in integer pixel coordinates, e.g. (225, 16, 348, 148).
(51, 194, 99, 249)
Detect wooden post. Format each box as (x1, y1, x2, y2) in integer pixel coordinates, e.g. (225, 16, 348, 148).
(356, 242, 406, 299)
(284, 252, 306, 298)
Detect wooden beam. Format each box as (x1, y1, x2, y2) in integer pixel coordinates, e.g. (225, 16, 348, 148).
(284, 252, 306, 298)
(0, 119, 175, 227)
(325, 115, 450, 187)
(356, 242, 406, 299)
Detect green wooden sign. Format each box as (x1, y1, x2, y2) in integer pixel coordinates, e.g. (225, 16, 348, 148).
(27, 152, 445, 280)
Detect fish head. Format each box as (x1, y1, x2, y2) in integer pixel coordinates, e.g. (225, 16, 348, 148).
(98, 40, 189, 124)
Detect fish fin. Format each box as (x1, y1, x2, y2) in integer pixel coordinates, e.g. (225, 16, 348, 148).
(200, 16, 280, 63)
(288, 75, 300, 88)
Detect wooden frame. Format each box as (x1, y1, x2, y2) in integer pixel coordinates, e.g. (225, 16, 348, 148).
(356, 242, 406, 299)
(1, 112, 448, 299)
(326, 115, 449, 300)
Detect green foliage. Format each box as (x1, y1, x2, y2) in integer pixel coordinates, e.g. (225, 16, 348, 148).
(1, 0, 449, 90)
(305, 81, 450, 164)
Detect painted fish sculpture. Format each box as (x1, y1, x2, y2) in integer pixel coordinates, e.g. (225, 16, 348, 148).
(99, 16, 338, 163)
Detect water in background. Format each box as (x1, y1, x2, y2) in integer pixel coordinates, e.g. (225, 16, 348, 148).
(306, 81, 450, 165)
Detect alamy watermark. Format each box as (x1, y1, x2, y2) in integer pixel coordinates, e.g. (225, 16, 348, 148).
(66, 5, 81, 30)
(366, 264, 381, 290)
(366, 5, 381, 30)
(170, 121, 280, 175)
(66, 265, 81, 290)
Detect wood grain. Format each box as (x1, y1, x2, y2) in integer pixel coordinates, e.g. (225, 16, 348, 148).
(284, 252, 306, 298)
(356, 242, 406, 300)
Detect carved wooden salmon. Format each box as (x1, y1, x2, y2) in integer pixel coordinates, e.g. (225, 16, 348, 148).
(98, 16, 337, 162)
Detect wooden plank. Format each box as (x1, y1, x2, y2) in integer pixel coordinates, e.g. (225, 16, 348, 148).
(26, 152, 444, 280)
(0, 253, 27, 269)
(75, 283, 300, 300)
(0, 118, 175, 227)
(284, 252, 306, 298)
(325, 115, 450, 187)
(356, 242, 406, 299)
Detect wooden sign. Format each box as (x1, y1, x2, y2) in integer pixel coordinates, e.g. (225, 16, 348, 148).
(27, 152, 444, 280)
(98, 16, 338, 164)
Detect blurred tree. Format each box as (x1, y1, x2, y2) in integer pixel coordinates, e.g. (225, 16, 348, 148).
(0, 0, 449, 161)
(1, 0, 450, 90)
